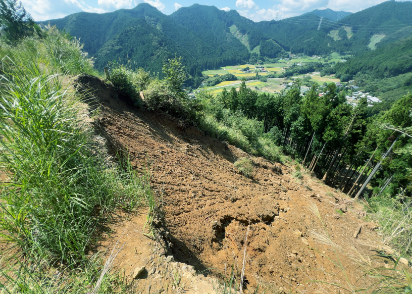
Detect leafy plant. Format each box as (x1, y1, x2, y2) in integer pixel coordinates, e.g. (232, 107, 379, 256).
(234, 157, 255, 178)
(293, 171, 303, 179)
(162, 55, 187, 98)
(107, 62, 142, 106)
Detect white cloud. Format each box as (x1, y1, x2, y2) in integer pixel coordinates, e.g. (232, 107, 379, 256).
(327, 0, 387, 13)
(144, 0, 165, 11)
(239, 8, 285, 22)
(66, 0, 105, 12)
(238, 0, 331, 21)
(238, 0, 405, 22)
(21, 0, 104, 21)
(221, 7, 230, 12)
(174, 2, 182, 10)
(97, 0, 137, 10)
(236, 0, 258, 10)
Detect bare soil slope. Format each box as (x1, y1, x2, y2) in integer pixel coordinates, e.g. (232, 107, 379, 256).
(77, 75, 386, 293)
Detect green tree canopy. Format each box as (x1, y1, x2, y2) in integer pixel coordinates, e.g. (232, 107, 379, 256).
(0, 0, 40, 43)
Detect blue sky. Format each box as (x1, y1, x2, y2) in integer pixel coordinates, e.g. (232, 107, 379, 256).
(21, 0, 412, 22)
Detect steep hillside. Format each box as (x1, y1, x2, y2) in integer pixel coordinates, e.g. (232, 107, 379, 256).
(324, 1, 412, 53)
(256, 14, 332, 55)
(170, 5, 262, 52)
(79, 75, 392, 293)
(335, 35, 412, 80)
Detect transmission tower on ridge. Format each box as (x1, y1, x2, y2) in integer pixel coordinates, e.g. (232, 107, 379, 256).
(317, 17, 323, 30)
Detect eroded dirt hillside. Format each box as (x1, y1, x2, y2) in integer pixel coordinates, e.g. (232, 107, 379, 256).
(77, 75, 388, 293)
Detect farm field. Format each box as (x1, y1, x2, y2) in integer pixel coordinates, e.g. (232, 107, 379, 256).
(201, 53, 346, 95)
(201, 78, 291, 95)
(203, 69, 229, 76)
(310, 73, 340, 83)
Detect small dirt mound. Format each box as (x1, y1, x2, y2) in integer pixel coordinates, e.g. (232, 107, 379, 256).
(78, 76, 388, 293)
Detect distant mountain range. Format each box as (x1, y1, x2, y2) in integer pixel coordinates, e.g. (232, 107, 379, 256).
(306, 8, 352, 22)
(39, 1, 412, 84)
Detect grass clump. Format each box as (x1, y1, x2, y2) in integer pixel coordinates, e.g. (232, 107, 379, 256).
(234, 157, 255, 178)
(367, 193, 412, 257)
(0, 60, 148, 265)
(0, 254, 126, 293)
(293, 171, 303, 179)
(0, 25, 96, 77)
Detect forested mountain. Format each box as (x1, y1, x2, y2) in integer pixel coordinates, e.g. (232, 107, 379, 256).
(306, 8, 351, 22)
(333, 35, 412, 103)
(40, 1, 412, 83)
(256, 14, 331, 55)
(322, 1, 412, 54)
(40, 4, 217, 78)
(335, 36, 412, 80)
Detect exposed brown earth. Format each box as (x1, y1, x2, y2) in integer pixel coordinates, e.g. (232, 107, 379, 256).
(77, 75, 392, 293)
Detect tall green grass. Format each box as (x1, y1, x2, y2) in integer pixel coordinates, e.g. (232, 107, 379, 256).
(0, 58, 148, 265)
(0, 26, 154, 293)
(0, 253, 126, 293)
(0, 25, 96, 77)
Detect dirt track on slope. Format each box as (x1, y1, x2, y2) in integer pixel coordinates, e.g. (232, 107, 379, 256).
(77, 75, 388, 293)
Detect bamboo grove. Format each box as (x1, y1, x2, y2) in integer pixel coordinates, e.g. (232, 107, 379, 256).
(207, 81, 412, 199)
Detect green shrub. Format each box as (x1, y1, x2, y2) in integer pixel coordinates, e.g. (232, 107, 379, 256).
(257, 136, 283, 163)
(107, 62, 142, 107)
(143, 78, 173, 110)
(234, 157, 255, 178)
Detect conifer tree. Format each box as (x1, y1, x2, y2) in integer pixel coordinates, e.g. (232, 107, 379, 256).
(0, 0, 39, 43)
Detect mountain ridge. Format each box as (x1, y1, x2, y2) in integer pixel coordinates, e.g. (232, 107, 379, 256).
(39, 1, 412, 83)
(306, 8, 352, 22)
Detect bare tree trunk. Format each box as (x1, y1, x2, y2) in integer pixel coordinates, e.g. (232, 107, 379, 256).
(348, 147, 378, 195)
(311, 142, 327, 172)
(355, 135, 400, 200)
(322, 149, 339, 181)
(308, 155, 317, 170)
(329, 147, 348, 185)
(339, 149, 364, 190)
(303, 131, 315, 166)
(343, 165, 362, 193)
(322, 113, 357, 182)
